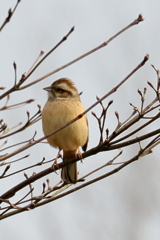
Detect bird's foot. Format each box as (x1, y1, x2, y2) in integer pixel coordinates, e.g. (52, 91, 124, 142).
(51, 150, 62, 172)
(76, 148, 83, 162)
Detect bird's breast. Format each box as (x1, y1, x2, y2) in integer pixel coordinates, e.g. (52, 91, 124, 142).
(42, 99, 88, 151)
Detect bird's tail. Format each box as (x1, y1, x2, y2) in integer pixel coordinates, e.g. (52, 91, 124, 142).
(61, 150, 77, 183)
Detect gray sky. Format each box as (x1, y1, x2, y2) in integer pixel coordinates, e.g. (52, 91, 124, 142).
(0, 0, 160, 240)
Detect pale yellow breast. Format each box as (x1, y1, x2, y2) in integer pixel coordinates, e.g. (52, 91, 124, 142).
(42, 99, 88, 151)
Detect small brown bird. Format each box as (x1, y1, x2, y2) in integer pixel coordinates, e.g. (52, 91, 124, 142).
(42, 78, 89, 183)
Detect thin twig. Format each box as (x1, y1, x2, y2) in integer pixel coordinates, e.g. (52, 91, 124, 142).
(110, 112, 160, 145)
(0, 26, 75, 100)
(0, 107, 41, 139)
(105, 95, 158, 144)
(0, 99, 34, 111)
(24, 27, 75, 80)
(0, 0, 21, 32)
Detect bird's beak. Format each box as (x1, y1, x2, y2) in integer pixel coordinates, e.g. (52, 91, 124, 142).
(43, 87, 52, 92)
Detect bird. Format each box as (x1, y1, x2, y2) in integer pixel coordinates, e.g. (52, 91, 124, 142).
(42, 78, 89, 183)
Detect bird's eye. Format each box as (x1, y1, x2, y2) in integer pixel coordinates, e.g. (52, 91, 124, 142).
(56, 88, 64, 93)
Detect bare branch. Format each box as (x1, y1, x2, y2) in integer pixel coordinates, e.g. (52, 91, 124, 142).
(0, 0, 21, 32)
(0, 55, 149, 161)
(0, 26, 75, 100)
(20, 14, 145, 90)
(0, 105, 41, 139)
(0, 99, 34, 111)
(1, 137, 157, 220)
(1, 11, 159, 221)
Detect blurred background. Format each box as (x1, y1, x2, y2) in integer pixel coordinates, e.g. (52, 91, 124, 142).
(0, 0, 159, 239)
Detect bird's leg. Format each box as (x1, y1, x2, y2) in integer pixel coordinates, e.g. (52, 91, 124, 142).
(51, 149, 62, 172)
(76, 148, 83, 163)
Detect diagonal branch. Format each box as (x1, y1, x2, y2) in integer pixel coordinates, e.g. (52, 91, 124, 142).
(0, 126, 159, 204)
(0, 26, 75, 100)
(0, 54, 149, 162)
(0, 0, 21, 32)
(1, 135, 157, 220)
(20, 14, 145, 90)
